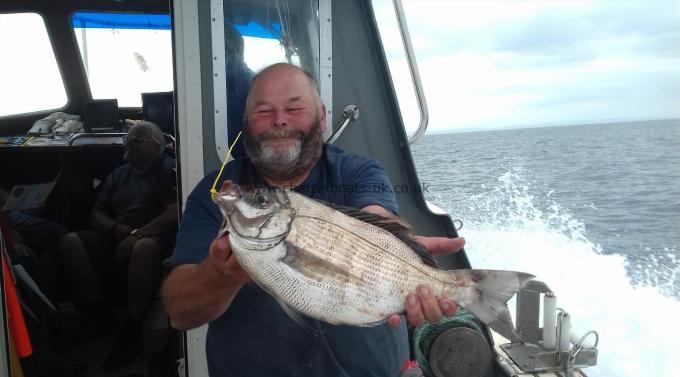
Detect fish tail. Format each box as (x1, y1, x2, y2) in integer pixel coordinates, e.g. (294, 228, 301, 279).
(443, 269, 534, 342)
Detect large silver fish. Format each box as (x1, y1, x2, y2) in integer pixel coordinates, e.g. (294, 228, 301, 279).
(215, 181, 533, 341)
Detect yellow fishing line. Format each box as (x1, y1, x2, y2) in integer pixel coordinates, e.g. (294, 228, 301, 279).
(210, 131, 242, 202)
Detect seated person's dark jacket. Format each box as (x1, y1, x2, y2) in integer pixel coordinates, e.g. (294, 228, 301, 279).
(96, 155, 176, 232)
(226, 60, 254, 159)
(167, 144, 408, 377)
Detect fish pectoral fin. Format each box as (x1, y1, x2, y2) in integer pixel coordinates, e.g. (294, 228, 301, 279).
(217, 218, 229, 237)
(242, 271, 322, 333)
(354, 317, 391, 328)
(282, 241, 356, 283)
(271, 295, 322, 334)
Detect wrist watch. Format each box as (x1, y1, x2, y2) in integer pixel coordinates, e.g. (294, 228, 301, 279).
(130, 228, 140, 237)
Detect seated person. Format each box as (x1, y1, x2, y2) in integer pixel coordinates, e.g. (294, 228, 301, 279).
(0, 187, 68, 299)
(0, 205, 84, 376)
(225, 23, 255, 159)
(58, 122, 178, 369)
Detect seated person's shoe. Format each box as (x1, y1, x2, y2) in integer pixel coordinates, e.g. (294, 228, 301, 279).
(74, 310, 119, 344)
(48, 355, 88, 377)
(101, 319, 142, 370)
(101, 340, 141, 370)
(24, 352, 88, 377)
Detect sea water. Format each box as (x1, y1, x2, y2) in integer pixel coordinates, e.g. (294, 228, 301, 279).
(411, 119, 680, 377)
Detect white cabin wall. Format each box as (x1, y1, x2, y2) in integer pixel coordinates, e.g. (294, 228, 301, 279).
(172, 0, 210, 376)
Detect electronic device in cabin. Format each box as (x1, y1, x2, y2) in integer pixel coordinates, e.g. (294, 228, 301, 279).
(83, 99, 119, 133)
(142, 91, 175, 136)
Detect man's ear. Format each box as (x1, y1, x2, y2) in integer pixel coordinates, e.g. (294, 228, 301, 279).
(319, 104, 327, 134)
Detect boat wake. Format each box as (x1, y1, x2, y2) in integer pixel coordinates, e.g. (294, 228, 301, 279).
(428, 168, 679, 377)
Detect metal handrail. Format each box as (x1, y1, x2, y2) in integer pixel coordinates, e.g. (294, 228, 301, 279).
(392, 0, 429, 145)
(68, 132, 176, 147)
(328, 105, 360, 144)
(68, 132, 127, 145)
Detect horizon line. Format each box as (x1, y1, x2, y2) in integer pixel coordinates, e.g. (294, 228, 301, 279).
(424, 117, 680, 135)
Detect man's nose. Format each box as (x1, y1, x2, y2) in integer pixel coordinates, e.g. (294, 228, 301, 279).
(272, 109, 288, 128)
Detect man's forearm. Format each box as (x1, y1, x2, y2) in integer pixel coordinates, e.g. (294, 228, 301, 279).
(140, 203, 179, 236)
(90, 208, 117, 235)
(162, 261, 243, 330)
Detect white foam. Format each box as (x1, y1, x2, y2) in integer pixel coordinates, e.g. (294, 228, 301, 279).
(432, 169, 680, 376)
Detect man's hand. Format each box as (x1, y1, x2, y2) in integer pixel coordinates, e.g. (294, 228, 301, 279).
(111, 223, 132, 243)
(207, 233, 252, 284)
(388, 235, 465, 328)
(114, 234, 139, 263)
(413, 235, 466, 257)
(162, 233, 252, 330)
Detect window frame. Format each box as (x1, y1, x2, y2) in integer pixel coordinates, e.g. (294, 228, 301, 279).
(69, 11, 174, 108)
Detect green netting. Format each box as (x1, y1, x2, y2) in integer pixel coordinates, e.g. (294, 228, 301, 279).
(412, 309, 484, 377)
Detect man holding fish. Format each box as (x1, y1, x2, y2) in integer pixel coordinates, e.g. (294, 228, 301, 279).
(162, 63, 516, 377)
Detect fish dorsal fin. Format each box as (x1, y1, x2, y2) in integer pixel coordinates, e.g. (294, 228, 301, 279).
(317, 201, 439, 268)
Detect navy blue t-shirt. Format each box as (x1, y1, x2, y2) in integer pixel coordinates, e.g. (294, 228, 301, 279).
(168, 144, 408, 377)
(96, 155, 177, 228)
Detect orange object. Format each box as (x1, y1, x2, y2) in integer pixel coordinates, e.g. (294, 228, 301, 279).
(2, 251, 33, 357)
(8, 334, 26, 377)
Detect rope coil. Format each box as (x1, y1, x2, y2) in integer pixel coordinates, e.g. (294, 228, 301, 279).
(413, 309, 484, 377)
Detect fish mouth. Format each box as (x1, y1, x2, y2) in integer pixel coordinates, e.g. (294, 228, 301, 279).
(215, 180, 242, 237)
(219, 180, 242, 197)
(215, 180, 242, 213)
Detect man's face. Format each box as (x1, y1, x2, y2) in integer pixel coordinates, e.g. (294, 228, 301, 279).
(244, 66, 326, 180)
(123, 126, 158, 164)
(245, 66, 326, 145)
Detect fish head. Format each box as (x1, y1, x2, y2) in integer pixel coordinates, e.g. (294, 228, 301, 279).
(214, 180, 294, 249)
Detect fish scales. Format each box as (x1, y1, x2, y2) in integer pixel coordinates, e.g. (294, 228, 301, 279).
(293, 199, 441, 286)
(279, 192, 462, 323)
(216, 181, 534, 341)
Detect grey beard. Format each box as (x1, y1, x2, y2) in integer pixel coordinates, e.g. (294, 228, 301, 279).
(244, 118, 323, 182)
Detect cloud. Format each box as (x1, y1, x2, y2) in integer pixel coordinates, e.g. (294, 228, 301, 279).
(374, 0, 680, 132)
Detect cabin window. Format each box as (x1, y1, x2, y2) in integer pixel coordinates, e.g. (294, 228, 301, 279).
(371, 1, 421, 139)
(72, 12, 173, 107)
(212, 0, 322, 160)
(0, 13, 68, 117)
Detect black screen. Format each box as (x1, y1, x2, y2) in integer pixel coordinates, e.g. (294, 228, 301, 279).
(142, 92, 175, 136)
(83, 99, 119, 132)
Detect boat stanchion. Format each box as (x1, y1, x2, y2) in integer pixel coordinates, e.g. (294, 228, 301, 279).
(328, 105, 360, 144)
(499, 281, 599, 374)
(542, 292, 557, 350)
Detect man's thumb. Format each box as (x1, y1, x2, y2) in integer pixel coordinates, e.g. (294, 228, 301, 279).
(210, 234, 231, 261)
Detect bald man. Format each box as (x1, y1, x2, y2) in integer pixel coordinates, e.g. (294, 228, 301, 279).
(163, 64, 464, 377)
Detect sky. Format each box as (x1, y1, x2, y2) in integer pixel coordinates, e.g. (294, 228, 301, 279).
(373, 0, 680, 134)
(3, 2, 680, 134)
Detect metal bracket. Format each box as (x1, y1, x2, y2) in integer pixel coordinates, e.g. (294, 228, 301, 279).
(500, 342, 598, 374)
(328, 105, 360, 144)
(500, 280, 599, 374)
(515, 280, 551, 344)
